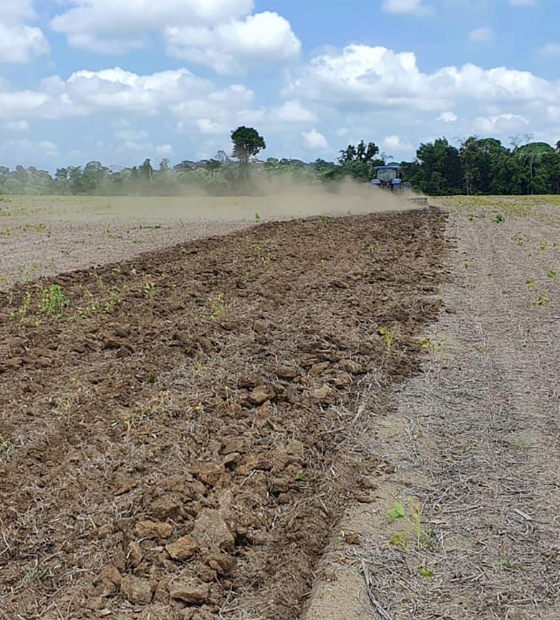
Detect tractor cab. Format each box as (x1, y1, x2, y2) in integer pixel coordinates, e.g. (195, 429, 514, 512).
(370, 165, 403, 191)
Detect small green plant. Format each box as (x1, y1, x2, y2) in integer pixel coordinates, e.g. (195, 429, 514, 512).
(420, 337, 445, 353)
(22, 561, 48, 584)
(536, 293, 549, 307)
(540, 240, 548, 251)
(255, 212, 261, 224)
(367, 244, 375, 254)
(389, 532, 408, 550)
(418, 566, 433, 579)
(253, 243, 272, 267)
(210, 294, 227, 320)
(194, 361, 205, 375)
(463, 262, 469, 269)
(147, 372, 158, 385)
(388, 502, 406, 521)
(39, 284, 69, 316)
(319, 215, 331, 225)
(143, 279, 155, 298)
(526, 278, 537, 289)
(387, 499, 428, 547)
(502, 556, 525, 572)
(378, 327, 393, 352)
(0, 434, 14, 455)
(494, 213, 505, 224)
(10, 291, 31, 321)
(547, 270, 557, 279)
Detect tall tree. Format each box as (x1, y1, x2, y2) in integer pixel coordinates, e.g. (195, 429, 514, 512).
(413, 138, 462, 195)
(231, 126, 266, 167)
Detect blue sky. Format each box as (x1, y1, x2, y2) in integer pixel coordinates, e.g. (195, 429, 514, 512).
(1, 0, 559, 170)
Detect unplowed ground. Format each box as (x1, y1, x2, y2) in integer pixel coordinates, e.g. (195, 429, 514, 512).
(0, 210, 444, 619)
(305, 201, 560, 620)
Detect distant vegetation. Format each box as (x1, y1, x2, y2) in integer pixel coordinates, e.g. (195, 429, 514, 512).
(1, 128, 560, 197)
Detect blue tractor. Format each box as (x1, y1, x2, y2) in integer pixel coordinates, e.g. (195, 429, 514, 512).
(370, 165, 427, 204)
(370, 165, 409, 192)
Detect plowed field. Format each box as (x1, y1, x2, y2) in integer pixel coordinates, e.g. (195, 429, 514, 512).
(0, 209, 445, 619)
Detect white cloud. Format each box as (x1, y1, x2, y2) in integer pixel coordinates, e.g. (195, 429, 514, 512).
(272, 100, 316, 123)
(285, 45, 559, 113)
(382, 0, 433, 15)
(0, 1, 49, 64)
(0, 67, 264, 145)
(3, 138, 60, 159)
(473, 113, 529, 134)
(382, 135, 414, 155)
(3, 120, 29, 132)
(469, 27, 494, 43)
(336, 127, 349, 138)
(39, 140, 61, 158)
(302, 129, 329, 150)
(165, 12, 301, 74)
(538, 43, 560, 56)
(115, 128, 149, 142)
(437, 111, 458, 123)
(51, 1, 300, 73)
(156, 144, 173, 157)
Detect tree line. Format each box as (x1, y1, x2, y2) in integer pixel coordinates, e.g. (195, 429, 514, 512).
(1, 127, 560, 196)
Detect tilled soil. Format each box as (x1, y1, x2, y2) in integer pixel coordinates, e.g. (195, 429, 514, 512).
(0, 210, 445, 620)
(0, 218, 250, 291)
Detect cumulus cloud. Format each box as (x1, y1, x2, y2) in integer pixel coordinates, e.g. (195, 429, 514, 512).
(156, 144, 173, 157)
(51, 0, 300, 72)
(0, 67, 264, 144)
(382, 0, 433, 15)
(437, 111, 458, 123)
(285, 44, 559, 113)
(538, 43, 560, 56)
(0, 1, 49, 63)
(382, 135, 414, 155)
(473, 113, 529, 134)
(3, 120, 29, 132)
(115, 128, 149, 142)
(165, 12, 301, 74)
(3, 138, 60, 159)
(302, 129, 329, 150)
(271, 100, 317, 123)
(469, 27, 494, 43)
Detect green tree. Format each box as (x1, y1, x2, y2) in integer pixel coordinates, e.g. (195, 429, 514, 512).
(231, 126, 266, 168)
(413, 138, 462, 195)
(459, 137, 509, 195)
(338, 140, 380, 165)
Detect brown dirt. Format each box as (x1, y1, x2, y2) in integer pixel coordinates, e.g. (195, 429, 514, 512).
(0, 209, 445, 620)
(0, 217, 250, 291)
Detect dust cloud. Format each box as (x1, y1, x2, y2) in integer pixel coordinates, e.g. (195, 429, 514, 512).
(2, 176, 425, 224)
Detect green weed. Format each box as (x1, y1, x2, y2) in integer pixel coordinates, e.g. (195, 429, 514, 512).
(143, 279, 155, 298)
(22, 561, 49, 584)
(10, 291, 31, 321)
(378, 327, 393, 352)
(210, 294, 227, 320)
(255, 212, 261, 224)
(38, 284, 68, 316)
(0, 434, 15, 455)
